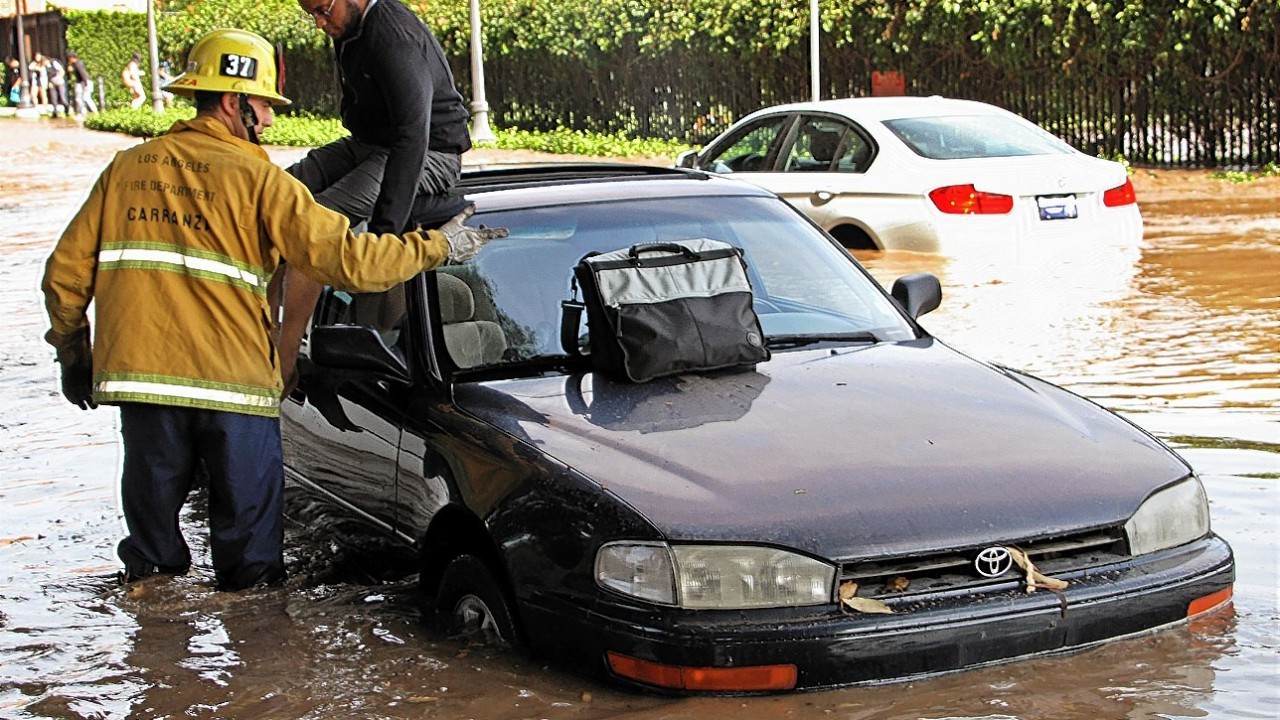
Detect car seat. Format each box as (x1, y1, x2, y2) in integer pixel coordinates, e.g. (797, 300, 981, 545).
(351, 286, 407, 332)
(438, 272, 508, 368)
(807, 129, 841, 169)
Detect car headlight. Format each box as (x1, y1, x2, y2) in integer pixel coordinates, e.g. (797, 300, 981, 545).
(1124, 477, 1211, 555)
(595, 541, 677, 605)
(595, 542, 835, 609)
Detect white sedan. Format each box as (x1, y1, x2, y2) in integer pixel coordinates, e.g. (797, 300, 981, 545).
(676, 96, 1142, 254)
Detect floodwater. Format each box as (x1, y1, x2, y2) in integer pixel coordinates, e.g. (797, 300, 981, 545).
(1, 121, 1277, 720)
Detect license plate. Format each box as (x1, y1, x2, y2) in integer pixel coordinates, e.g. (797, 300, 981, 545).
(1037, 194, 1078, 220)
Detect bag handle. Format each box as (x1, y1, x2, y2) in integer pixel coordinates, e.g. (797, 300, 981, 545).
(561, 298, 585, 357)
(629, 242, 700, 260)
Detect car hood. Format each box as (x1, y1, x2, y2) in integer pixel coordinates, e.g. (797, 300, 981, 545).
(453, 340, 1189, 561)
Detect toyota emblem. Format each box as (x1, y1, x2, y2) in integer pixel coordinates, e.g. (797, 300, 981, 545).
(974, 547, 1014, 578)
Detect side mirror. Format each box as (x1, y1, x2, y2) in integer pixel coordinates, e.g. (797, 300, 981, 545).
(890, 272, 942, 319)
(311, 324, 411, 384)
(675, 149, 700, 169)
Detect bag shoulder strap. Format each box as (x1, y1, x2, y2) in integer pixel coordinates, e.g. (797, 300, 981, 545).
(560, 256, 595, 357)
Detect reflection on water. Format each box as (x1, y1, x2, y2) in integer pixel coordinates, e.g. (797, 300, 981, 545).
(857, 177, 1280, 447)
(1, 128, 1276, 719)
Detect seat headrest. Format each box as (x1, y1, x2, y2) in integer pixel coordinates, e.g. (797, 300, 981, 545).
(351, 285, 407, 330)
(438, 272, 475, 324)
(809, 129, 840, 163)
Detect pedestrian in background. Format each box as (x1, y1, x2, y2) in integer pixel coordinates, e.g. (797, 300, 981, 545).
(276, 0, 474, 393)
(122, 52, 145, 109)
(46, 54, 69, 117)
(157, 59, 176, 108)
(5, 57, 21, 104)
(67, 52, 98, 116)
(41, 28, 505, 591)
(29, 53, 49, 106)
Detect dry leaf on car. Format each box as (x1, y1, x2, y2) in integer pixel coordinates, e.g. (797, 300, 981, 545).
(1006, 546, 1069, 592)
(883, 576, 911, 593)
(838, 580, 894, 614)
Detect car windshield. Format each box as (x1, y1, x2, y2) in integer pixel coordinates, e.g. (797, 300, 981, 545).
(436, 194, 916, 371)
(884, 114, 1075, 160)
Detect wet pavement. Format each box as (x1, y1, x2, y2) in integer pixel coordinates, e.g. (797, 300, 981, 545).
(1, 119, 1277, 719)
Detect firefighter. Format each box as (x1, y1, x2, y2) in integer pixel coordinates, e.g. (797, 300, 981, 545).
(40, 28, 504, 591)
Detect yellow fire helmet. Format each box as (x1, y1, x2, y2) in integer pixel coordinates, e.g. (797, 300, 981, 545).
(164, 28, 291, 106)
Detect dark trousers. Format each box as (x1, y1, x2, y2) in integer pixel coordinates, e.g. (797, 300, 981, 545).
(116, 404, 284, 591)
(286, 136, 461, 223)
(48, 81, 69, 116)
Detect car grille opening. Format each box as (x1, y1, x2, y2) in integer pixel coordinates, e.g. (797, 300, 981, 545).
(839, 528, 1128, 601)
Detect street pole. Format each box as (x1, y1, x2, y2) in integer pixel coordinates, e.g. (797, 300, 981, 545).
(810, 0, 821, 102)
(147, 0, 164, 112)
(468, 0, 495, 142)
(14, 0, 33, 109)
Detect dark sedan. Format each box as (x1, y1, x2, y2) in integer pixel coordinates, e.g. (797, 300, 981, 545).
(282, 165, 1234, 693)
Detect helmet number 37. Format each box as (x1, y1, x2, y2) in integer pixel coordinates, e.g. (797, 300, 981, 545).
(220, 54, 258, 80)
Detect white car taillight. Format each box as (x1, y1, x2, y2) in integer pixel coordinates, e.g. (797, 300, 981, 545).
(1103, 178, 1138, 207)
(928, 184, 1014, 214)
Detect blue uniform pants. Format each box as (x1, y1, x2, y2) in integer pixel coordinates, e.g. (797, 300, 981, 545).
(116, 404, 285, 591)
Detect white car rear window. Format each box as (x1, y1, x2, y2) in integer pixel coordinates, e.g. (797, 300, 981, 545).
(884, 115, 1074, 159)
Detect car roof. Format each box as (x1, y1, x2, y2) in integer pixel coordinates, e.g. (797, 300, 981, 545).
(456, 163, 778, 213)
(744, 95, 1013, 123)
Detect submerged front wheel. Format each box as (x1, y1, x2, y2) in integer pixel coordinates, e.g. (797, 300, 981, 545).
(434, 554, 521, 649)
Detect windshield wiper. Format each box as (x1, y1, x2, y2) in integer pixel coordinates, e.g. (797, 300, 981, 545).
(765, 332, 882, 349)
(452, 354, 590, 381)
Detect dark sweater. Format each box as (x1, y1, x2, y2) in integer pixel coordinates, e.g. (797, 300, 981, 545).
(337, 0, 472, 233)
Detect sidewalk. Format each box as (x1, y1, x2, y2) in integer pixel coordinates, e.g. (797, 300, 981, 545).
(0, 113, 672, 170)
(1, 114, 140, 152)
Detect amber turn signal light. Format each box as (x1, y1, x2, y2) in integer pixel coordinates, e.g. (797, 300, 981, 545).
(1187, 586, 1233, 617)
(606, 651, 798, 691)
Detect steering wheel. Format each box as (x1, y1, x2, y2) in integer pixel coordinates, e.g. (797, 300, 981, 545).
(728, 153, 766, 172)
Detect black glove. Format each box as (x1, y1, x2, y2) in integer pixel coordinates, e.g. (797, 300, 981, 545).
(438, 204, 509, 263)
(56, 326, 97, 410)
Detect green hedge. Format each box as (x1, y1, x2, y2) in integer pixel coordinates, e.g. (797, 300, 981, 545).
(79, 106, 688, 158)
(417, 0, 1275, 66)
(60, 0, 1277, 165)
(72, 1, 1277, 108)
(62, 9, 148, 110)
(69, 1, 1278, 101)
(59, 3, 324, 112)
(154, 0, 321, 52)
(82, 106, 350, 147)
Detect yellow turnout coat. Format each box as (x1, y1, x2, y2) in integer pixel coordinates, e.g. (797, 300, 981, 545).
(42, 116, 450, 417)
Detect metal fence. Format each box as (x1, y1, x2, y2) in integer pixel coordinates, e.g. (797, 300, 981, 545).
(477, 40, 1278, 169)
(9, 9, 1274, 169)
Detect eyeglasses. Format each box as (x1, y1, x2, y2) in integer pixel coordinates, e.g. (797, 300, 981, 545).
(305, 0, 337, 19)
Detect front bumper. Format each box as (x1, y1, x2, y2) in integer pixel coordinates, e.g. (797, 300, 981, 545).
(519, 535, 1234, 693)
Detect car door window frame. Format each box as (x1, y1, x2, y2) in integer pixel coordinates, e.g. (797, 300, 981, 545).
(781, 113, 878, 175)
(298, 276, 444, 397)
(700, 113, 799, 173)
(404, 272, 450, 391)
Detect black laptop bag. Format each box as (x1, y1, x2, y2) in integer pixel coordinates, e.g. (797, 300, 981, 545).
(562, 238, 769, 383)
